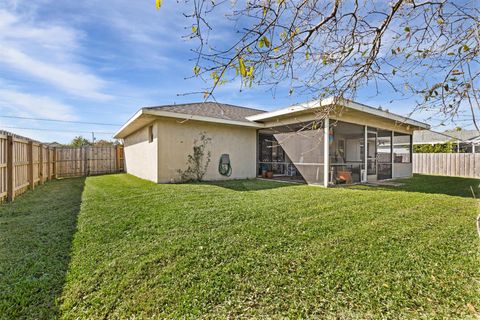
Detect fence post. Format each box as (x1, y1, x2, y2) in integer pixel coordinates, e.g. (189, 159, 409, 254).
(115, 145, 120, 172)
(7, 135, 15, 202)
(39, 144, 44, 185)
(53, 147, 57, 179)
(28, 141, 35, 190)
(46, 147, 51, 181)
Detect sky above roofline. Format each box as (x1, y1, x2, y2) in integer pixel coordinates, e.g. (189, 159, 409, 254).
(0, 1, 475, 143)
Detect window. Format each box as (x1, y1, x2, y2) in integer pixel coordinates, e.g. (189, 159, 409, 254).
(393, 132, 412, 163)
(148, 125, 153, 143)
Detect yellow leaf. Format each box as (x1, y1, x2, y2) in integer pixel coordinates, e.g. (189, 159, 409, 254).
(273, 47, 279, 53)
(193, 66, 200, 75)
(239, 58, 247, 77)
(305, 51, 309, 60)
(156, 0, 162, 10)
(263, 36, 271, 48)
(247, 66, 254, 77)
(191, 25, 197, 33)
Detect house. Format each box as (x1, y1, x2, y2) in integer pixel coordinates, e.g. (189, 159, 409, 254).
(114, 97, 429, 186)
(413, 129, 480, 153)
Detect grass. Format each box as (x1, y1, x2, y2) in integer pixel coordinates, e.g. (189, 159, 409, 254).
(1, 174, 479, 319)
(0, 178, 85, 319)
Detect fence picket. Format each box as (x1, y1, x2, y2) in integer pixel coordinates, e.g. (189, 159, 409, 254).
(0, 130, 124, 202)
(413, 153, 480, 179)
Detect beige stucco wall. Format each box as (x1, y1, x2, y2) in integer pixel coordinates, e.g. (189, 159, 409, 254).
(123, 122, 158, 182)
(156, 118, 257, 183)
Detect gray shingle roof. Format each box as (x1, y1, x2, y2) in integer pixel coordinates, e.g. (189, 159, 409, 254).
(413, 129, 480, 144)
(145, 102, 265, 123)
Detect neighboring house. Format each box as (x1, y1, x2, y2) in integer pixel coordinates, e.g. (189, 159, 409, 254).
(413, 129, 480, 153)
(114, 97, 429, 187)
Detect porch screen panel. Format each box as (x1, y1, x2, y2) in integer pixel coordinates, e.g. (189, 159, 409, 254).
(274, 128, 325, 185)
(377, 130, 392, 180)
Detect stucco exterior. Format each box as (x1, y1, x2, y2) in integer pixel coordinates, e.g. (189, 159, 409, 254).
(117, 100, 428, 186)
(123, 122, 158, 182)
(156, 118, 257, 183)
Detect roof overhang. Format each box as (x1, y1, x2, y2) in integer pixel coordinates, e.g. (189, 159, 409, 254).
(247, 97, 430, 130)
(114, 108, 263, 139)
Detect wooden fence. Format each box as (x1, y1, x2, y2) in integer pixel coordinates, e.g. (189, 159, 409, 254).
(413, 153, 480, 178)
(56, 146, 124, 178)
(0, 131, 124, 203)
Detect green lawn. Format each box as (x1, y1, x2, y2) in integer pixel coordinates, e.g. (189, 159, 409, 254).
(1, 174, 479, 319)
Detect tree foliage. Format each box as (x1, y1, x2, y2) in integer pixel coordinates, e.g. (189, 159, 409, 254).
(163, 0, 479, 126)
(413, 142, 456, 153)
(69, 136, 92, 147)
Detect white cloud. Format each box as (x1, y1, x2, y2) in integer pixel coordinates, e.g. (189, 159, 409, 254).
(0, 9, 112, 101)
(0, 88, 77, 121)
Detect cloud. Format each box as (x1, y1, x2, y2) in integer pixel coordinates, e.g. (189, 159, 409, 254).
(0, 88, 78, 121)
(0, 9, 112, 100)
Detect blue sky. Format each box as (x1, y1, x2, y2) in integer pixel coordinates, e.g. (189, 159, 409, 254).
(0, 0, 473, 143)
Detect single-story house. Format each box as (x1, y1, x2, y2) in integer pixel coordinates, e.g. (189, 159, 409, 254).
(114, 97, 429, 187)
(413, 129, 480, 153)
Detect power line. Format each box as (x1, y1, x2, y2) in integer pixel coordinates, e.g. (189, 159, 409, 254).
(0, 115, 122, 126)
(1, 126, 115, 135)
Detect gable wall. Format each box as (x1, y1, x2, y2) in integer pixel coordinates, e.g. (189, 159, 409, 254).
(123, 122, 159, 182)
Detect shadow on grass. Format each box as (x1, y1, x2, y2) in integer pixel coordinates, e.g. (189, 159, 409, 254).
(351, 174, 480, 199)
(202, 178, 298, 191)
(0, 177, 85, 319)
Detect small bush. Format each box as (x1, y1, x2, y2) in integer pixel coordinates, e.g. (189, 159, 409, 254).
(177, 132, 212, 182)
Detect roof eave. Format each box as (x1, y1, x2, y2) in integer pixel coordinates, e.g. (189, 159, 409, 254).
(114, 108, 264, 139)
(247, 97, 430, 130)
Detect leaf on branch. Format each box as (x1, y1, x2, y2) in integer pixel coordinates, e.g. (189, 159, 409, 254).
(404, 26, 410, 33)
(305, 51, 309, 60)
(156, 0, 162, 10)
(247, 66, 254, 77)
(192, 25, 197, 33)
(239, 58, 247, 77)
(463, 44, 470, 51)
(193, 66, 200, 75)
(258, 36, 271, 48)
(322, 55, 327, 65)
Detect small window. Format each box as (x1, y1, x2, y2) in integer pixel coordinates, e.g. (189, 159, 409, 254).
(148, 125, 153, 143)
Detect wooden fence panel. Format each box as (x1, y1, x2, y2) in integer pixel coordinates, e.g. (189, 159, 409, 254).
(413, 153, 480, 178)
(13, 138, 30, 198)
(0, 134, 7, 200)
(56, 145, 123, 178)
(0, 130, 124, 202)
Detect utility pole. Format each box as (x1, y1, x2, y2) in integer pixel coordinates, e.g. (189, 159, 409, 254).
(91, 131, 96, 145)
